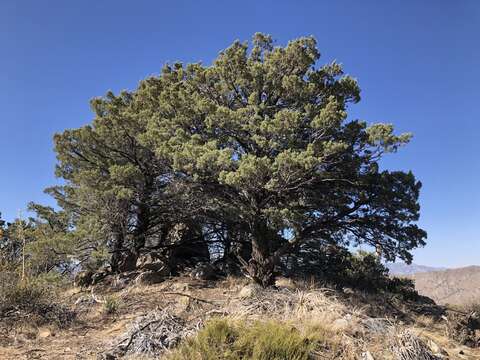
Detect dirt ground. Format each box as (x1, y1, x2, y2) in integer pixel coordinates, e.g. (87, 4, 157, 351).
(0, 277, 236, 359)
(1, 276, 480, 360)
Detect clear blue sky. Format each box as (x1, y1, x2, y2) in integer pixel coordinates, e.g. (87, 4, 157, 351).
(1, 1, 478, 267)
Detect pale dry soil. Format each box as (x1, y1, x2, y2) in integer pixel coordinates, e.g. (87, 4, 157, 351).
(0, 276, 479, 360)
(0, 277, 238, 359)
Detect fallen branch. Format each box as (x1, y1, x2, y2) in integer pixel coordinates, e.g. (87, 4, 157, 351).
(162, 292, 217, 305)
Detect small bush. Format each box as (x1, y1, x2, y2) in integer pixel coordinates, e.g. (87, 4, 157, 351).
(0, 272, 75, 326)
(1, 282, 44, 312)
(168, 319, 316, 360)
(283, 247, 419, 298)
(104, 295, 121, 315)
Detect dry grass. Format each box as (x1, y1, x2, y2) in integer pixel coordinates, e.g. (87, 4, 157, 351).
(390, 330, 437, 360)
(111, 309, 201, 357)
(1, 276, 480, 359)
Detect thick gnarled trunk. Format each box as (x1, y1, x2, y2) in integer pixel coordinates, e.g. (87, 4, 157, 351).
(247, 252, 275, 287)
(109, 225, 136, 273)
(246, 220, 277, 287)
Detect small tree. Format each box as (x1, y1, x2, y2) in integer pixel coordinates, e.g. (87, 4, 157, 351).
(145, 34, 426, 286)
(24, 203, 75, 275)
(50, 91, 204, 272)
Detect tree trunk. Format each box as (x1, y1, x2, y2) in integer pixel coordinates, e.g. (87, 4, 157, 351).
(110, 220, 137, 273)
(246, 220, 276, 287)
(110, 228, 136, 272)
(132, 202, 149, 261)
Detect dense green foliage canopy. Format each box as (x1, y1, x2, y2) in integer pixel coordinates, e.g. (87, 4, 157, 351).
(1, 34, 427, 286)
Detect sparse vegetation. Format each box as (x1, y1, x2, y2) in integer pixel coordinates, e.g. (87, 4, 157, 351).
(0, 271, 75, 327)
(0, 274, 477, 359)
(103, 295, 121, 315)
(412, 266, 480, 306)
(0, 33, 476, 360)
(168, 319, 317, 360)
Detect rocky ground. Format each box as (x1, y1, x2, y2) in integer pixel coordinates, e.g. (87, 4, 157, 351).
(0, 274, 479, 359)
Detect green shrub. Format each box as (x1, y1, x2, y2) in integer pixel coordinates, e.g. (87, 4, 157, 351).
(104, 295, 121, 315)
(1, 281, 45, 310)
(0, 272, 75, 326)
(35, 271, 70, 290)
(168, 319, 315, 360)
(283, 246, 418, 298)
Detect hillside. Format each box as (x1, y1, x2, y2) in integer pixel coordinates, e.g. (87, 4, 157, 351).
(387, 262, 446, 276)
(0, 275, 479, 359)
(412, 266, 480, 306)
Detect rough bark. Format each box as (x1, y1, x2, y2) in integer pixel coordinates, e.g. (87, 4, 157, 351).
(246, 220, 277, 287)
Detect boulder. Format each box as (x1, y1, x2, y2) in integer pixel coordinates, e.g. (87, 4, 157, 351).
(237, 283, 263, 299)
(361, 318, 393, 335)
(191, 263, 217, 280)
(135, 270, 167, 285)
(136, 253, 169, 272)
(74, 270, 94, 287)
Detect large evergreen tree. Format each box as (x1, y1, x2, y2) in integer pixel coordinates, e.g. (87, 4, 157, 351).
(48, 34, 426, 287)
(143, 34, 426, 286)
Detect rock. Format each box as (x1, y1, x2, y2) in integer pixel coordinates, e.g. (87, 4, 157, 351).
(361, 351, 375, 360)
(361, 318, 393, 335)
(74, 270, 94, 287)
(428, 339, 449, 356)
(38, 328, 53, 338)
(91, 271, 109, 285)
(237, 283, 262, 299)
(275, 277, 296, 290)
(136, 253, 169, 272)
(191, 263, 217, 280)
(332, 318, 350, 331)
(135, 270, 166, 285)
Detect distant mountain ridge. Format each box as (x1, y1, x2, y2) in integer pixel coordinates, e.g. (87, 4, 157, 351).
(385, 263, 480, 305)
(411, 265, 480, 305)
(386, 262, 446, 275)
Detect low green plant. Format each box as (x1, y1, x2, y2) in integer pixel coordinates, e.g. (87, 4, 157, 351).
(168, 319, 317, 360)
(1, 281, 46, 311)
(285, 247, 419, 298)
(0, 270, 75, 326)
(104, 295, 121, 315)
